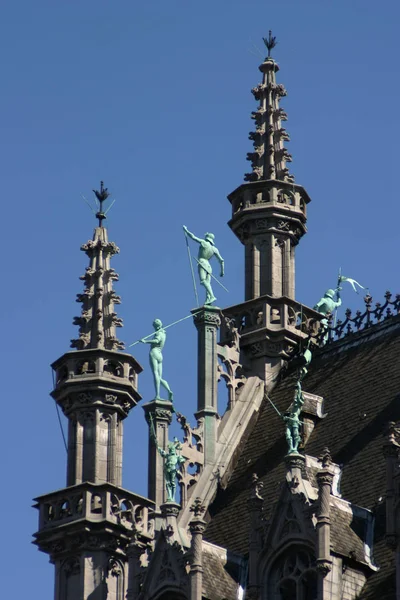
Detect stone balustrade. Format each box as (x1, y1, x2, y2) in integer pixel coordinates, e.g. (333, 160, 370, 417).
(34, 482, 154, 538)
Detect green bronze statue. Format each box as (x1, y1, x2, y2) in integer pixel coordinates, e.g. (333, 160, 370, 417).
(140, 319, 174, 401)
(183, 225, 224, 306)
(313, 287, 342, 316)
(314, 287, 342, 344)
(151, 427, 186, 502)
(284, 382, 304, 454)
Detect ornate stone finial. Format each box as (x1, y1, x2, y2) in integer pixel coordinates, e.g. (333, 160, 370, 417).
(190, 497, 206, 518)
(71, 221, 125, 351)
(262, 31, 277, 58)
(92, 181, 110, 227)
(318, 447, 332, 469)
(250, 473, 264, 500)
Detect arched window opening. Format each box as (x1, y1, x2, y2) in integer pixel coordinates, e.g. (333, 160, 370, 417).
(75, 360, 96, 375)
(268, 549, 317, 600)
(104, 360, 123, 377)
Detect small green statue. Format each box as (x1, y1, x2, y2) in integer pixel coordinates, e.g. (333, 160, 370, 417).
(314, 287, 342, 343)
(140, 319, 173, 401)
(154, 433, 186, 503)
(284, 382, 304, 454)
(313, 287, 342, 316)
(183, 226, 224, 306)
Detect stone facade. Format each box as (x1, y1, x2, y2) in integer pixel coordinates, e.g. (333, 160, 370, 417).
(34, 49, 399, 600)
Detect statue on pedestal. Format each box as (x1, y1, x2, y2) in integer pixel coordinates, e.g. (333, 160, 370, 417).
(284, 382, 304, 454)
(150, 420, 185, 502)
(183, 226, 224, 306)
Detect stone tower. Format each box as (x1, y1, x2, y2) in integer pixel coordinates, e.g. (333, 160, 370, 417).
(223, 46, 319, 383)
(229, 50, 310, 301)
(33, 184, 154, 600)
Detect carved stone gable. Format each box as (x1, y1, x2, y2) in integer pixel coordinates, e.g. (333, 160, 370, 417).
(139, 532, 189, 600)
(265, 486, 316, 553)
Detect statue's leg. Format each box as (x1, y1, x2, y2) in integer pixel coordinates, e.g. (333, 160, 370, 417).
(166, 480, 172, 502)
(285, 426, 293, 453)
(159, 362, 174, 401)
(204, 274, 216, 304)
(199, 266, 215, 305)
(150, 354, 161, 399)
(170, 480, 176, 503)
(293, 426, 300, 453)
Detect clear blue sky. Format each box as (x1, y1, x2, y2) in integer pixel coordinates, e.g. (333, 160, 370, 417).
(2, 1, 399, 596)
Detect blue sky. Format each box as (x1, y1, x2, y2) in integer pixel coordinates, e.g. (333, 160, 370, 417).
(2, 0, 400, 596)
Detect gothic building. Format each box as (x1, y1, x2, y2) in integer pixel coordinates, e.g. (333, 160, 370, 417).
(33, 43, 400, 600)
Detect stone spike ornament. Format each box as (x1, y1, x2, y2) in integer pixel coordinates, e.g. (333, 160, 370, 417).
(71, 186, 124, 351)
(246, 36, 294, 184)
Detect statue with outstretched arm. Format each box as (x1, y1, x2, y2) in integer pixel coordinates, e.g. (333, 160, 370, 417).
(140, 319, 173, 401)
(183, 225, 224, 306)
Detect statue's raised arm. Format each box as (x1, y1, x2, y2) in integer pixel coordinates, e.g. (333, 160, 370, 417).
(183, 225, 202, 244)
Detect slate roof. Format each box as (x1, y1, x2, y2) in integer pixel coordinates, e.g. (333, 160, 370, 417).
(202, 541, 244, 600)
(205, 316, 400, 599)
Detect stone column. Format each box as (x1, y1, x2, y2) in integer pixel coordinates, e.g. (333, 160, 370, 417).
(192, 307, 221, 466)
(316, 450, 334, 599)
(247, 474, 264, 599)
(143, 399, 174, 510)
(284, 452, 306, 488)
(161, 501, 181, 530)
(126, 535, 147, 600)
(189, 499, 206, 600)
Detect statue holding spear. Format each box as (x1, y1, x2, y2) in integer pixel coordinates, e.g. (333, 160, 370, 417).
(183, 225, 226, 306)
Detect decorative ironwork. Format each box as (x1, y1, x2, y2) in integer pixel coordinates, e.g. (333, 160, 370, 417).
(321, 291, 400, 345)
(262, 31, 277, 58)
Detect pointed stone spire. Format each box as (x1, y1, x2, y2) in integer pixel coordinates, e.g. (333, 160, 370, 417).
(246, 35, 293, 184)
(228, 35, 311, 302)
(71, 183, 124, 351)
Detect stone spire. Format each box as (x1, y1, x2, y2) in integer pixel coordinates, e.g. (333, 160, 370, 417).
(228, 36, 311, 301)
(246, 35, 293, 184)
(71, 183, 124, 351)
(33, 183, 154, 600)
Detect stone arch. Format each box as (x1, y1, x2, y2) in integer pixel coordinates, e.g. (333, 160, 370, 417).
(262, 543, 317, 600)
(75, 360, 96, 375)
(104, 360, 123, 377)
(56, 366, 68, 385)
(277, 189, 295, 206)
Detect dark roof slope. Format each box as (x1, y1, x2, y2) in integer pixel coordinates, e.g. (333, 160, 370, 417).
(205, 318, 400, 598)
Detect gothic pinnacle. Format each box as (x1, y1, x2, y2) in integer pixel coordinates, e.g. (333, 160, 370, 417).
(245, 35, 295, 184)
(71, 182, 124, 351)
